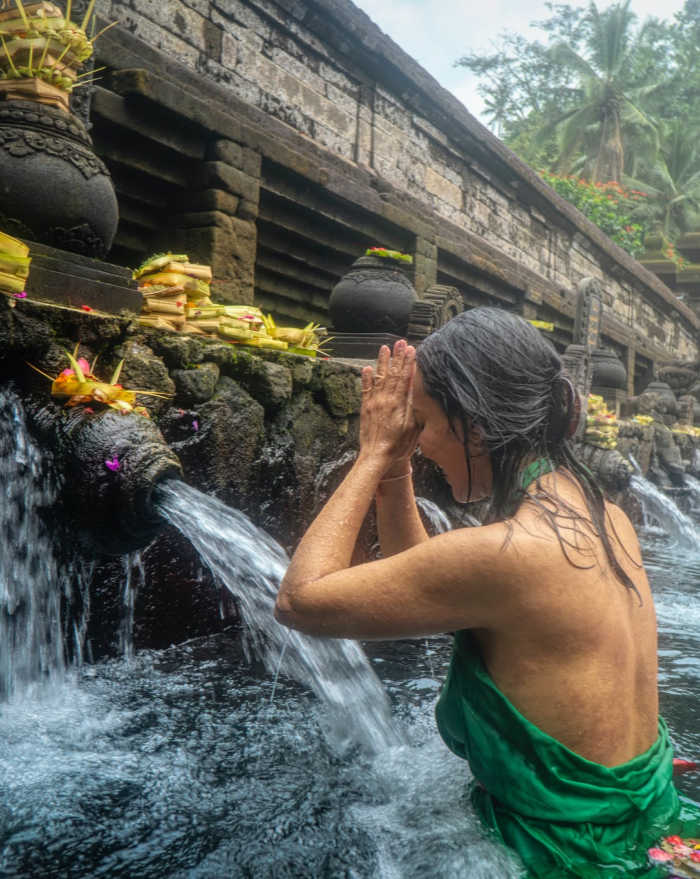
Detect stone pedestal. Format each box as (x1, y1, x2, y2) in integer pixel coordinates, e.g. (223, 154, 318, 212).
(23, 239, 141, 313)
(326, 332, 403, 359)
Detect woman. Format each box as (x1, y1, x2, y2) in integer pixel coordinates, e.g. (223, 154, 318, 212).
(275, 308, 680, 877)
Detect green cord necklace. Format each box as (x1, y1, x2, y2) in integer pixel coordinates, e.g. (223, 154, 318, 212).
(520, 457, 554, 490)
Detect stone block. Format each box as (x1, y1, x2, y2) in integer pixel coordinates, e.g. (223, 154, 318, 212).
(172, 362, 221, 406)
(116, 339, 176, 416)
(237, 198, 259, 220)
(415, 237, 438, 259)
(147, 333, 207, 369)
(425, 167, 463, 209)
(208, 139, 262, 178)
(203, 20, 224, 61)
(195, 162, 260, 203)
(172, 211, 233, 230)
(170, 219, 256, 304)
(291, 357, 314, 388)
(178, 189, 241, 216)
(169, 375, 265, 502)
(247, 360, 293, 410)
(319, 369, 363, 417)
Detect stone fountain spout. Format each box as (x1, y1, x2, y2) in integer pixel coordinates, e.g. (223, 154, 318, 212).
(29, 404, 183, 555)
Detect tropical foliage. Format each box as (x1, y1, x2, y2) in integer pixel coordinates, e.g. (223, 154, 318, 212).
(457, 0, 700, 256)
(540, 172, 646, 255)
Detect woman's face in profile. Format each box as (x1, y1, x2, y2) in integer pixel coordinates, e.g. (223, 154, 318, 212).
(412, 370, 492, 502)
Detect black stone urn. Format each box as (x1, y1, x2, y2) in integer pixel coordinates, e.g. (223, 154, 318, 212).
(329, 254, 417, 334)
(591, 347, 627, 390)
(0, 100, 118, 258)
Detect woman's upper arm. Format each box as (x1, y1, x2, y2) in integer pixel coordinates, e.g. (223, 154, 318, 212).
(275, 523, 528, 639)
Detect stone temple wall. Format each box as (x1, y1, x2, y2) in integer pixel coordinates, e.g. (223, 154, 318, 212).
(84, 0, 697, 383)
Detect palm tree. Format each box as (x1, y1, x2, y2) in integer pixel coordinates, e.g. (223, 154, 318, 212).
(624, 119, 700, 240)
(541, 0, 663, 183)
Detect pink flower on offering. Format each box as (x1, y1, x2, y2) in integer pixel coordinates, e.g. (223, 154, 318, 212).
(12, 291, 27, 299)
(80, 304, 93, 312)
(690, 851, 700, 863)
(104, 457, 120, 472)
(648, 848, 673, 862)
(84, 407, 94, 414)
(192, 419, 199, 432)
(665, 837, 684, 846)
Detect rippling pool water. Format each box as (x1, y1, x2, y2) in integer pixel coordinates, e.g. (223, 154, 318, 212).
(1, 539, 698, 878)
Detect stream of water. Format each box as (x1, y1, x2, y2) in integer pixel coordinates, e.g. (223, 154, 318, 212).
(1, 424, 699, 876)
(630, 474, 699, 549)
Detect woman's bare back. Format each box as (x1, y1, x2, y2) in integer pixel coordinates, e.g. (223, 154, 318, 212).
(475, 472, 659, 767)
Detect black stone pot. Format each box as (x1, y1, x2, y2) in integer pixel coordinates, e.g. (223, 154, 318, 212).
(329, 254, 417, 335)
(591, 347, 627, 390)
(0, 100, 118, 258)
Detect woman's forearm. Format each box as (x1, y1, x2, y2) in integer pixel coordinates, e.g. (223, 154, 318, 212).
(376, 463, 429, 556)
(279, 452, 386, 594)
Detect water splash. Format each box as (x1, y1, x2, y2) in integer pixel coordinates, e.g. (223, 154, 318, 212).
(118, 552, 145, 660)
(628, 454, 642, 475)
(0, 389, 88, 698)
(415, 496, 452, 534)
(630, 474, 698, 550)
(156, 480, 402, 753)
(685, 473, 700, 513)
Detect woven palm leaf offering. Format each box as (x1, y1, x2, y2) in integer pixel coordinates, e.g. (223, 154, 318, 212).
(28, 346, 172, 416)
(0, 228, 30, 296)
(648, 835, 700, 878)
(0, 0, 112, 111)
(585, 393, 619, 450)
(134, 252, 330, 357)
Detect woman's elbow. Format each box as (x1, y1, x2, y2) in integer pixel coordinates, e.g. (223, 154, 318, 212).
(273, 590, 296, 628)
(274, 582, 324, 635)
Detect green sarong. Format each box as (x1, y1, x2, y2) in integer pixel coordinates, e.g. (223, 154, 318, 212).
(435, 630, 682, 877)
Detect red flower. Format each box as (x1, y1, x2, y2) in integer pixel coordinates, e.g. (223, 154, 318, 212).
(80, 305, 92, 312)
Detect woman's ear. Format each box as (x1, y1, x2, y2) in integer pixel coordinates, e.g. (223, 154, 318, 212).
(467, 424, 487, 454)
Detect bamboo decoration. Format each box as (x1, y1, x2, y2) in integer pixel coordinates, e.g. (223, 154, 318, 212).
(0, 0, 112, 111)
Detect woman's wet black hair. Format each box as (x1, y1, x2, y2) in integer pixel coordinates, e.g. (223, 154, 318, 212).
(416, 306, 641, 600)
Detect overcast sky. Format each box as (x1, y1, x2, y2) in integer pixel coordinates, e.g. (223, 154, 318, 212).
(354, 0, 689, 127)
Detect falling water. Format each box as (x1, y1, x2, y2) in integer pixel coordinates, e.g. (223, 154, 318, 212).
(630, 474, 699, 550)
(415, 496, 452, 534)
(118, 552, 145, 660)
(685, 473, 700, 513)
(0, 389, 95, 698)
(155, 480, 402, 753)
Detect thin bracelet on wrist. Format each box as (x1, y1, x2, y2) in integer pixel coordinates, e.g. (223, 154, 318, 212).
(378, 467, 413, 485)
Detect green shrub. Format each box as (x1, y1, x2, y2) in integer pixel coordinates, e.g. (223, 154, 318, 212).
(540, 172, 647, 257)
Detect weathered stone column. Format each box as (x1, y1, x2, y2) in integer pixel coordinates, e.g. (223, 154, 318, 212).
(172, 139, 261, 304)
(626, 345, 636, 397)
(413, 235, 438, 298)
